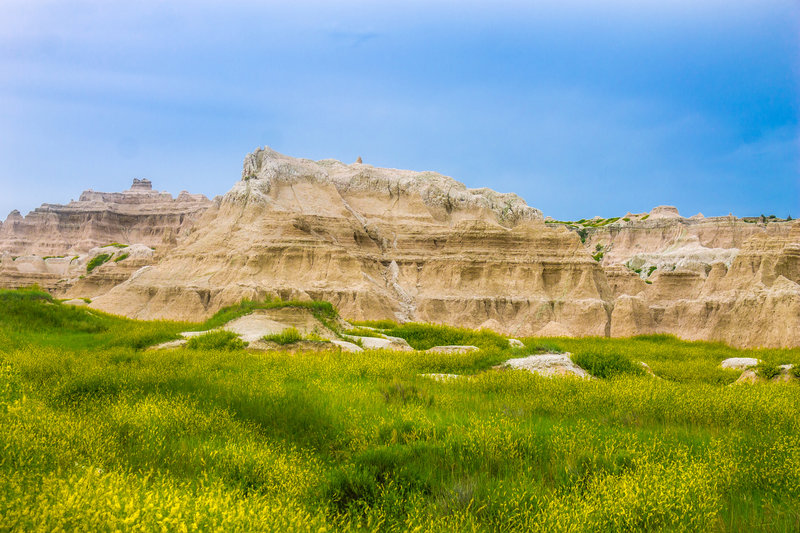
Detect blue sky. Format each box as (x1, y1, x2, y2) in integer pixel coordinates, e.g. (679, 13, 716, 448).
(1, 0, 797, 220)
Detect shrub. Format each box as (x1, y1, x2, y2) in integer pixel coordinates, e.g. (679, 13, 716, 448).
(186, 330, 247, 351)
(113, 253, 130, 263)
(263, 328, 303, 345)
(86, 254, 112, 273)
(570, 352, 645, 379)
(755, 361, 781, 380)
(647, 266, 657, 277)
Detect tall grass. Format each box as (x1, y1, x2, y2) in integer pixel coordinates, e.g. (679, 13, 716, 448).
(263, 327, 303, 345)
(186, 330, 247, 351)
(1, 291, 799, 531)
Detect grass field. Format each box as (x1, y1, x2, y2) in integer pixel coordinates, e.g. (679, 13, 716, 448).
(1, 288, 799, 531)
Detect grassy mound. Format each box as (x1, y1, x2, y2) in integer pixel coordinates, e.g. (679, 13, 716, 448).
(186, 330, 247, 351)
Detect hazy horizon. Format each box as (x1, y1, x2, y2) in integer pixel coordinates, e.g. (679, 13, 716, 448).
(1, 0, 798, 220)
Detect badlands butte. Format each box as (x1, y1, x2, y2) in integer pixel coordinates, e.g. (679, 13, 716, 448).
(1, 147, 798, 348)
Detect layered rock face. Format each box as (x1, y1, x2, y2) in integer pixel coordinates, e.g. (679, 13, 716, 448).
(571, 207, 800, 347)
(3, 148, 798, 348)
(92, 148, 614, 337)
(0, 178, 210, 256)
(0, 180, 211, 292)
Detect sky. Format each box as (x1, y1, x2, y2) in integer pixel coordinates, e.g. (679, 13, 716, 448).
(1, 0, 798, 220)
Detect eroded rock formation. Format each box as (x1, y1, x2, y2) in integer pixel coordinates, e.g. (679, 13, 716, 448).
(0, 178, 210, 256)
(568, 207, 800, 347)
(2, 148, 798, 348)
(91, 148, 613, 339)
(0, 180, 211, 293)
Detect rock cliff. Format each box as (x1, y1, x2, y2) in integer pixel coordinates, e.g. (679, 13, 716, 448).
(3, 149, 798, 348)
(0, 178, 210, 256)
(91, 148, 614, 339)
(554, 207, 800, 347)
(0, 179, 211, 293)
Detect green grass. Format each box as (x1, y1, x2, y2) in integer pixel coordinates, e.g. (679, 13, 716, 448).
(570, 351, 645, 378)
(0, 291, 799, 531)
(103, 242, 129, 248)
(521, 334, 800, 385)
(756, 361, 781, 380)
(113, 253, 129, 263)
(263, 327, 303, 345)
(351, 319, 400, 329)
(86, 253, 112, 273)
(186, 330, 247, 351)
(343, 327, 386, 338)
(377, 322, 510, 351)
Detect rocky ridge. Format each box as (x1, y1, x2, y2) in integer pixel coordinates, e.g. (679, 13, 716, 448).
(91, 147, 611, 339)
(0, 178, 210, 256)
(0, 179, 211, 293)
(2, 148, 798, 348)
(552, 206, 800, 347)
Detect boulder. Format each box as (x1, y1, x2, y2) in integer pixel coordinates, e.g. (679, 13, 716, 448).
(720, 357, 759, 370)
(349, 335, 413, 351)
(499, 353, 590, 378)
(734, 369, 760, 385)
(330, 339, 363, 353)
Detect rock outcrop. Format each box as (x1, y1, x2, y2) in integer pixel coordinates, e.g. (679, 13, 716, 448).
(91, 147, 613, 340)
(0, 180, 211, 293)
(499, 353, 591, 378)
(2, 148, 798, 348)
(0, 179, 210, 256)
(553, 206, 800, 347)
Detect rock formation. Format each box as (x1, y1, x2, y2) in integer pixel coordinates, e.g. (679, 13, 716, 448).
(0, 180, 211, 293)
(2, 148, 798, 348)
(0, 178, 210, 256)
(91, 147, 613, 340)
(559, 206, 800, 347)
